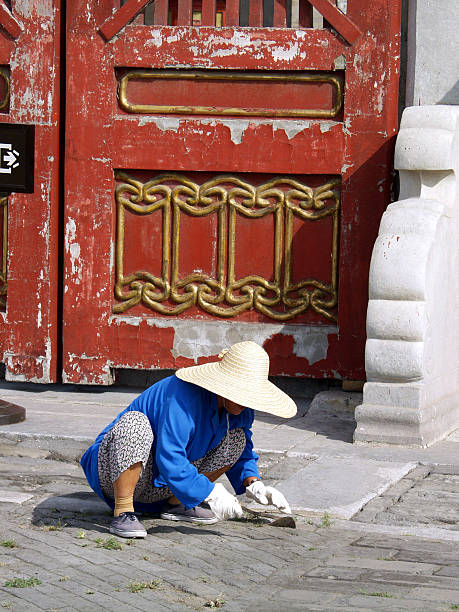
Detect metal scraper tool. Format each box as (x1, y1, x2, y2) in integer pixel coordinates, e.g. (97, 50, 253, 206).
(241, 504, 296, 528)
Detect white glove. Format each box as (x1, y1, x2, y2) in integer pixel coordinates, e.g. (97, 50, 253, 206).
(204, 483, 243, 520)
(246, 481, 291, 514)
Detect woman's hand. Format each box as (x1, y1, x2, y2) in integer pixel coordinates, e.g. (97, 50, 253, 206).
(245, 481, 291, 514)
(205, 483, 243, 520)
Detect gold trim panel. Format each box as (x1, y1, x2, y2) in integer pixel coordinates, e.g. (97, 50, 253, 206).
(114, 173, 340, 322)
(0, 68, 10, 111)
(0, 196, 7, 309)
(118, 70, 343, 119)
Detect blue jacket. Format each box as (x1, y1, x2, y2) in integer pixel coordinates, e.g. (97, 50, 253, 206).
(80, 375, 260, 511)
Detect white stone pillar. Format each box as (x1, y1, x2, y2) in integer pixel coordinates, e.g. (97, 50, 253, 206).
(405, 0, 459, 106)
(354, 106, 459, 447)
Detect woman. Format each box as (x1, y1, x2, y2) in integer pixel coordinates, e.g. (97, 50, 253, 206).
(81, 341, 297, 538)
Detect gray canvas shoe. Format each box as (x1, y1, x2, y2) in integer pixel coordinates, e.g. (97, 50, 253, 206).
(160, 502, 218, 524)
(109, 512, 147, 538)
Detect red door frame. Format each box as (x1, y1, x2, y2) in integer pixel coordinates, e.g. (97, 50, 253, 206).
(0, 0, 61, 383)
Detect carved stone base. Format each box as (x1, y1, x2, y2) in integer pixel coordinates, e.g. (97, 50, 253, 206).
(354, 383, 459, 447)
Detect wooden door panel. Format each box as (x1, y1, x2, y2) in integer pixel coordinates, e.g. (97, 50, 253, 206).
(63, 0, 400, 383)
(0, 1, 61, 383)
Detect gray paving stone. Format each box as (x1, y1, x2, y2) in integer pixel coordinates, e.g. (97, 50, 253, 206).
(263, 587, 341, 607)
(380, 478, 417, 499)
(296, 576, 413, 597)
(435, 565, 459, 577)
(408, 586, 459, 603)
(339, 593, 430, 611)
(359, 569, 459, 588)
(279, 456, 416, 518)
(405, 465, 432, 480)
(37, 492, 108, 514)
(0, 591, 42, 611)
(320, 556, 440, 575)
(352, 534, 459, 553)
(430, 464, 459, 475)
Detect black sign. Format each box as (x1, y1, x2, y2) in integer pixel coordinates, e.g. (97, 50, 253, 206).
(0, 123, 35, 193)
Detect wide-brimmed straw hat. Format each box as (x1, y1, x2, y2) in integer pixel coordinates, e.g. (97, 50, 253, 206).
(175, 341, 297, 418)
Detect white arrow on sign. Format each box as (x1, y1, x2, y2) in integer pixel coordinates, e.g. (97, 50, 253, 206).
(4, 149, 19, 167)
(0, 143, 20, 174)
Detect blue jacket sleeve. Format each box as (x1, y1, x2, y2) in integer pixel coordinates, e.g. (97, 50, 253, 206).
(225, 411, 260, 495)
(154, 396, 214, 510)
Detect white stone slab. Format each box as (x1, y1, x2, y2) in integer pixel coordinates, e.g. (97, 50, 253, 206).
(278, 456, 417, 519)
(0, 489, 34, 504)
(447, 428, 459, 442)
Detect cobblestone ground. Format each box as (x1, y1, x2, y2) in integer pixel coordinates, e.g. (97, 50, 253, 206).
(0, 458, 458, 612)
(352, 465, 459, 530)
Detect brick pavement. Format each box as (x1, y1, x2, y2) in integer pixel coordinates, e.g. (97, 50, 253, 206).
(0, 457, 458, 611)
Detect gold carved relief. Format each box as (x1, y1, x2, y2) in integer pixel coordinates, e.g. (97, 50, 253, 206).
(0, 196, 7, 309)
(114, 173, 340, 322)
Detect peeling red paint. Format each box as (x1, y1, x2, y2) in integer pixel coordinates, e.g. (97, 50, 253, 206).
(0, 0, 404, 384)
(0, 1, 60, 383)
(60, 0, 400, 383)
(264, 332, 340, 378)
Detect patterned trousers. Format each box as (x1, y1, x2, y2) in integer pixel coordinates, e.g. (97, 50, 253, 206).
(97, 411, 245, 504)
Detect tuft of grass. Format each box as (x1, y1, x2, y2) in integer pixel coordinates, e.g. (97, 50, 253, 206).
(320, 512, 333, 528)
(1, 602, 13, 609)
(128, 579, 162, 593)
(0, 541, 16, 549)
(95, 537, 123, 550)
(450, 606, 459, 610)
(40, 519, 66, 532)
(59, 576, 70, 582)
(204, 595, 225, 608)
(200, 575, 210, 583)
(234, 514, 265, 527)
(359, 589, 395, 598)
(76, 530, 86, 539)
(143, 555, 149, 561)
(377, 556, 394, 561)
(308, 547, 316, 551)
(4, 577, 42, 588)
(86, 590, 95, 595)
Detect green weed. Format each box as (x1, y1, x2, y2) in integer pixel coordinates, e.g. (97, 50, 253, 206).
(4, 577, 42, 588)
(76, 530, 86, 539)
(0, 541, 16, 549)
(128, 579, 162, 593)
(320, 512, 333, 528)
(359, 589, 395, 598)
(96, 537, 123, 550)
(204, 595, 225, 608)
(40, 519, 66, 532)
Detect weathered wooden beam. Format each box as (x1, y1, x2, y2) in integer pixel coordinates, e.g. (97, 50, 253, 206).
(98, 0, 151, 42)
(307, 0, 362, 44)
(0, 2, 23, 40)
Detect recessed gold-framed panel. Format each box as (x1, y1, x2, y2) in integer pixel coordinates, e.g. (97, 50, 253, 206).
(0, 67, 10, 112)
(114, 173, 340, 322)
(117, 70, 343, 119)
